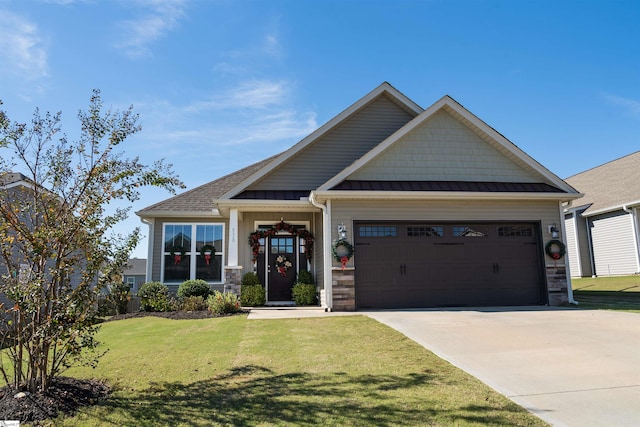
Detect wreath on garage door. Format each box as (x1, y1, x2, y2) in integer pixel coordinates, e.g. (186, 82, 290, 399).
(332, 239, 354, 269)
(545, 239, 566, 260)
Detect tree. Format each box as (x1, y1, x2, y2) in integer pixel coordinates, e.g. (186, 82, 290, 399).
(0, 90, 184, 393)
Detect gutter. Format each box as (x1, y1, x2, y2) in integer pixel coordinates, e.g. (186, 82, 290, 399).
(309, 191, 333, 311)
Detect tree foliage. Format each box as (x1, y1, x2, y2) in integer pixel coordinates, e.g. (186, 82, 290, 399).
(0, 90, 184, 392)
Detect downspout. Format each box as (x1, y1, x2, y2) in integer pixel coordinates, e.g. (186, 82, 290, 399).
(622, 205, 640, 273)
(309, 192, 333, 311)
(141, 217, 155, 282)
(558, 201, 576, 304)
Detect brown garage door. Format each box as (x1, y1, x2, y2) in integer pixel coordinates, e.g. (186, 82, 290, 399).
(354, 222, 546, 308)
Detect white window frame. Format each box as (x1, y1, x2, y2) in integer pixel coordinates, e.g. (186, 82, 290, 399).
(161, 223, 226, 284)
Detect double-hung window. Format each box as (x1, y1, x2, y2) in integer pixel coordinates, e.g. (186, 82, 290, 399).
(163, 223, 224, 283)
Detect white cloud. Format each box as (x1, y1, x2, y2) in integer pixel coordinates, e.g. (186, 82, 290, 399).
(0, 11, 48, 80)
(134, 79, 318, 151)
(604, 94, 640, 117)
(115, 0, 187, 58)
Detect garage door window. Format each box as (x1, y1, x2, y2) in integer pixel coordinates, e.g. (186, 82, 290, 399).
(359, 226, 397, 237)
(498, 226, 533, 237)
(407, 226, 443, 237)
(453, 226, 488, 237)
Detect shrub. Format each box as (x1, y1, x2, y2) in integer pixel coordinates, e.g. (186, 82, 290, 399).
(240, 272, 265, 306)
(177, 279, 212, 299)
(297, 270, 314, 285)
(241, 285, 266, 306)
(138, 281, 171, 312)
(241, 272, 261, 287)
(207, 291, 241, 315)
(108, 282, 132, 315)
(292, 283, 317, 305)
(180, 295, 208, 311)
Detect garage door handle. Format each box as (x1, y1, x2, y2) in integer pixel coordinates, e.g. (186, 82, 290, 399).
(492, 263, 500, 274)
(400, 264, 407, 275)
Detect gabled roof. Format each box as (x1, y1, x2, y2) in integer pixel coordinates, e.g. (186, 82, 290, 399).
(136, 154, 280, 217)
(218, 82, 424, 200)
(565, 151, 640, 216)
(0, 172, 33, 189)
(317, 95, 578, 195)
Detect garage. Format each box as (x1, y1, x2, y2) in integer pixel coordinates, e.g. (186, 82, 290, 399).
(354, 221, 546, 308)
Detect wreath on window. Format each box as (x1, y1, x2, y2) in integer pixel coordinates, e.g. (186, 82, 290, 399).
(332, 239, 354, 269)
(199, 244, 216, 266)
(275, 255, 293, 276)
(248, 221, 314, 262)
(170, 245, 186, 265)
(545, 239, 566, 260)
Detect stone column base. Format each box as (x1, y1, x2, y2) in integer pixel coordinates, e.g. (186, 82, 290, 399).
(224, 266, 243, 295)
(546, 264, 569, 305)
(332, 268, 356, 311)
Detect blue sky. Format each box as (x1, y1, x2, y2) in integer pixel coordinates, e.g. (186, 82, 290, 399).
(1, 0, 638, 258)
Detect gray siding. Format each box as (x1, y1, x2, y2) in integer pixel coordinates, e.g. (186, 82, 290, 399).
(350, 110, 540, 183)
(330, 199, 562, 269)
(249, 94, 415, 191)
(590, 210, 638, 276)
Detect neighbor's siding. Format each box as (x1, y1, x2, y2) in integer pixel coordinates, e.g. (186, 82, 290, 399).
(589, 210, 638, 276)
(350, 109, 541, 183)
(249, 94, 416, 191)
(565, 209, 594, 277)
(330, 199, 562, 269)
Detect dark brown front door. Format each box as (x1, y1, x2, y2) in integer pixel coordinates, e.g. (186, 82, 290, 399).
(267, 235, 297, 301)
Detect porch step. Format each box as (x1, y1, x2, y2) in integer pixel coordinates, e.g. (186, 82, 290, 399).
(264, 301, 296, 307)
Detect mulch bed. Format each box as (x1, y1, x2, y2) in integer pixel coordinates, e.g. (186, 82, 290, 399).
(0, 376, 110, 425)
(0, 310, 246, 424)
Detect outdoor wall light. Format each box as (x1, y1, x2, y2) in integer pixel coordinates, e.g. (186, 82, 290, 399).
(337, 223, 347, 239)
(548, 224, 559, 238)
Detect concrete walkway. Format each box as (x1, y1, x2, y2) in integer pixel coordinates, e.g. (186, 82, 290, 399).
(248, 306, 640, 427)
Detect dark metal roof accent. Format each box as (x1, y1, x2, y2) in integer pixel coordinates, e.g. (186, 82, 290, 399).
(233, 190, 311, 200)
(330, 180, 565, 193)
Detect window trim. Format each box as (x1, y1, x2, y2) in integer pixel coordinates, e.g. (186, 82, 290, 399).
(161, 222, 226, 284)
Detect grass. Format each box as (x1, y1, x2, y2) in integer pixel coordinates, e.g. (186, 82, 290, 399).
(572, 275, 640, 312)
(51, 315, 550, 426)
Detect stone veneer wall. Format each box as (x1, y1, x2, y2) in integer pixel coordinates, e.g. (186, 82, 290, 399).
(331, 268, 356, 311)
(546, 264, 569, 305)
(224, 266, 242, 296)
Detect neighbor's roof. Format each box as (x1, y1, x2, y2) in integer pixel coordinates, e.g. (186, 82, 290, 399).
(0, 172, 30, 187)
(124, 258, 147, 275)
(135, 154, 280, 217)
(565, 151, 640, 216)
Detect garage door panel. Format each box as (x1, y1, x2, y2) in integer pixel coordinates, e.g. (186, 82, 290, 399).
(355, 222, 545, 309)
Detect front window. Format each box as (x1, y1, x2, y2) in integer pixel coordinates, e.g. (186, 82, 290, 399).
(163, 224, 224, 283)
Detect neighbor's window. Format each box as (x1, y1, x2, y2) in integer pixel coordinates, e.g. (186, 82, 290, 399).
(163, 224, 224, 283)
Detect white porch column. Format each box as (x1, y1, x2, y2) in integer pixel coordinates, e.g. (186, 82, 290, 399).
(228, 208, 239, 267)
(324, 199, 333, 309)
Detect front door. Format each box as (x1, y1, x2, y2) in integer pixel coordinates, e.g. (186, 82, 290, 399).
(267, 235, 297, 301)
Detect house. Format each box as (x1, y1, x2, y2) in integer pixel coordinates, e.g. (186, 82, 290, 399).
(123, 258, 146, 293)
(564, 152, 640, 277)
(136, 82, 582, 310)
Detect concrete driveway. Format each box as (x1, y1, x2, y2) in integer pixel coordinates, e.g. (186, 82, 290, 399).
(365, 307, 640, 427)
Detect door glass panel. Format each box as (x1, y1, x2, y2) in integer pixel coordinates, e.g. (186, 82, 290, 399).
(271, 237, 294, 253)
(453, 226, 488, 237)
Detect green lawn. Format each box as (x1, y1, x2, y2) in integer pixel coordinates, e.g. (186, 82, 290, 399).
(55, 315, 548, 426)
(572, 275, 640, 312)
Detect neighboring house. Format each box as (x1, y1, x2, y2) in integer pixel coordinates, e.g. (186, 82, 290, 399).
(137, 82, 581, 310)
(123, 258, 146, 293)
(564, 152, 640, 278)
